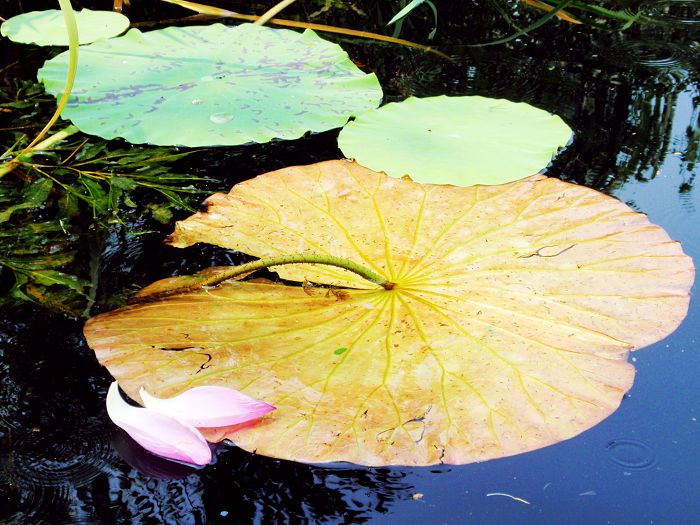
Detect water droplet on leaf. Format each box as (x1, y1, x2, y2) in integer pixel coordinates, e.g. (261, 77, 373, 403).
(210, 113, 233, 124)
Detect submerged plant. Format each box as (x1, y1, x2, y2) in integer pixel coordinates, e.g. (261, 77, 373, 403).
(0, 115, 209, 315)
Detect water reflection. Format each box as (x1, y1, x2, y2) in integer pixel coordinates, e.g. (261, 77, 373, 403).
(112, 431, 202, 481)
(111, 471, 207, 525)
(201, 450, 415, 523)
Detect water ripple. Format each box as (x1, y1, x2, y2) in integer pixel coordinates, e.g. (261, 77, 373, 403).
(5, 425, 111, 488)
(642, 0, 700, 25)
(617, 41, 684, 68)
(0, 482, 73, 525)
(606, 438, 658, 471)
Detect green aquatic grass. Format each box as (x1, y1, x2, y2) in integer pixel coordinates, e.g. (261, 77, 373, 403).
(0, 92, 212, 316)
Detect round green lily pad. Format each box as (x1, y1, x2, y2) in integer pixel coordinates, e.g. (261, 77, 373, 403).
(1, 9, 129, 46)
(37, 23, 383, 147)
(338, 95, 572, 186)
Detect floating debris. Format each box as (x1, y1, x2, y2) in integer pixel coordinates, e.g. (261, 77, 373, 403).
(486, 492, 531, 505)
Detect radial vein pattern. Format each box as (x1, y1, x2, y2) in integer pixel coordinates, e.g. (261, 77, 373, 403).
(85, 160, 694, 466)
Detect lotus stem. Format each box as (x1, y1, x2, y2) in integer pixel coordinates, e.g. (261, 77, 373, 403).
(131, 254, 395, 303)
(207, 254, 393, 287)
(25, 0, 79, 150)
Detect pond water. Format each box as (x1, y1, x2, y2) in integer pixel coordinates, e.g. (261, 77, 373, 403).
(1, 1, 699, 523)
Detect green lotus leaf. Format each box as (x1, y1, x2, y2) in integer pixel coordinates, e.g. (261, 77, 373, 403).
(37, 24, 383, 146)
(338, 95, 572, 186)
(1, 9, 129, 46)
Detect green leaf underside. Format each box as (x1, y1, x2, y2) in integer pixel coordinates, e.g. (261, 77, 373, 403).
(338, 95, 572, 186)
(84, 161, 694, 466)
(38, 24, 383, 146)
(1, 9, 129, 46)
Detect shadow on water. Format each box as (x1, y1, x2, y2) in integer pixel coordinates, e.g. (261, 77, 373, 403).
(1, 0, 699, 523)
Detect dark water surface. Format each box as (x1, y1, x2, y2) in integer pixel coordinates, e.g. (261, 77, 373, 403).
(1, 1, 699, 523)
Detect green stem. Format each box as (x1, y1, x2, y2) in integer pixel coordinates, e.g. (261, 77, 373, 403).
(568, 1, 640, 23)
(0, 125, 80, 178)
(208, 254, 392, 287)
(131, 254, 395, 303)
(81, 230, 103, 318)
(471, 0, 576, 47)
(28, 0, 79, 149)
(32, 124, 80, 151)
(0, 0, 79, 179)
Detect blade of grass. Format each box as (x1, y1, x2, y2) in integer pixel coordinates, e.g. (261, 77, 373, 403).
(254, 0, 298, 27)
(471, 0, 575, 46)
(387, 0, 439, 40)
(160, 0, 449, 58)
(486, 0, 525, 32)
(388, 0, 425, 26)
(521, 0, 581, 24)
(158, 0, 238, 17)
(568, 1, 643, 24)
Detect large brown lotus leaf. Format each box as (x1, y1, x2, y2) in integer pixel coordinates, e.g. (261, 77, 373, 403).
(84, 160, 694, 466)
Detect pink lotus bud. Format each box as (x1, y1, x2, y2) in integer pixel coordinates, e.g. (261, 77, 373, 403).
(139, 385, 276, 428)
(106, 382, 211, 465)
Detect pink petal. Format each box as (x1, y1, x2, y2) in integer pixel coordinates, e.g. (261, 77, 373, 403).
(139, 385, 276, 428)
(106, 382, 211, 465)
